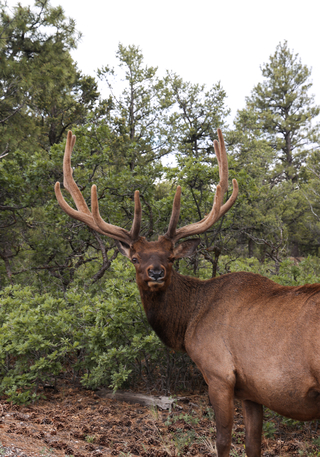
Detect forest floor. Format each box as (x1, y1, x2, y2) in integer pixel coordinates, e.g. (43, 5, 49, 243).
(0, 380, 319, 457)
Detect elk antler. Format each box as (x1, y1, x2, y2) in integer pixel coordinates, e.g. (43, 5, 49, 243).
(54, 131, 141, 245)
(165, 129, 238, 243)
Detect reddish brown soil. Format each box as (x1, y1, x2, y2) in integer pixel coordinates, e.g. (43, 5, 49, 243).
(0, 383, 319, 457)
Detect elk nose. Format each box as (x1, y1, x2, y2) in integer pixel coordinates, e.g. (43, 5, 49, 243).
(148, 268, 164, 281)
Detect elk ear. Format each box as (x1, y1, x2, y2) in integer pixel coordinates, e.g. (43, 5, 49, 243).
(173, 238, 200, 260)
(115, 240, 131, 258)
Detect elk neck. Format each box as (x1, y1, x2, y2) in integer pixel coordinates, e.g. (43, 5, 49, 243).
(137, 269, 208, 351)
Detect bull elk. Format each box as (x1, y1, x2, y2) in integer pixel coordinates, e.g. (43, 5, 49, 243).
(55, 130, 320, 457)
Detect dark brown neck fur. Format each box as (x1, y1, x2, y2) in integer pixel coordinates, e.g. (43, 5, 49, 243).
(137, 269, 204, 351)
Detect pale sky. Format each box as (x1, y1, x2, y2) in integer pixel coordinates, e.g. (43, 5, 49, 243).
(5, 0, 320, 123)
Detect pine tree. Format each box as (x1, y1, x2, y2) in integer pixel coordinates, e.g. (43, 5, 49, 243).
(98, 44, 174, 172)
(0, 0, 99, 153)
(244, 40, 319, 184)
(232, 41, 320, 259)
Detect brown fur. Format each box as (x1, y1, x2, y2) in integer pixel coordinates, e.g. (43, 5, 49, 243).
(120, 236, 320, 457)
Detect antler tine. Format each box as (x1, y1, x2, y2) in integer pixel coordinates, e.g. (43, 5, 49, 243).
(129, 190, 142, 241)
(213, 129, 239, 217)
(166, 186, 182, 238)
(165, 129, 238, 244)
(55, 130, 139, 245)
(214, 129, 228, 195)
(167, 184, 225, 242)
(55, 181, 107, 235)
(62, 131, 91, 216)
(55, 131, 105, 234)
(219, 178, 238, 218)
(91, 185, 135, 244)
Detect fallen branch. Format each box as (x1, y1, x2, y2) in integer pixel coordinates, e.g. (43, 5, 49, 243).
(96, 388, 187, 410)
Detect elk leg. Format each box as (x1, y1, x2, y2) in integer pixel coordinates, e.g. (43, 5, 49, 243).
(208, 385, 234, 457)
(242, 399, 263, 457)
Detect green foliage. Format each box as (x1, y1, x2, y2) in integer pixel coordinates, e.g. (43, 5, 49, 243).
(0, 285, 68, 402)
(85, 435, 96, 444)
(0, 258, 200, 403)
(263, 420, 277, 439)
(98, 43, 174, 170)
(0, 0, 99, 151)
(167, 72, 230, 158)
(281, 416, 301, 429)
(231, 41, 320, 261)
(275, 256, 320, 286)
(170, 429, 197, 456)
(243, 40, 319, 183)
(219, 255, 320, 286)
(0, 0, 101, 290)
(165, 412, 200, 426)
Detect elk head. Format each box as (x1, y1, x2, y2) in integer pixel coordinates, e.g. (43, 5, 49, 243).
(55, 129, 238, 291)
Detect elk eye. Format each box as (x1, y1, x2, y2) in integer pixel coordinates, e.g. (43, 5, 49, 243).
(132, 257, 139, 264)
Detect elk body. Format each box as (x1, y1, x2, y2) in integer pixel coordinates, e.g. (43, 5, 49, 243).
(55, 130, 320, 457)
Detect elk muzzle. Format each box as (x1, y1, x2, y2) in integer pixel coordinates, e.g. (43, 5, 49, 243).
(147, 267, 165, 289)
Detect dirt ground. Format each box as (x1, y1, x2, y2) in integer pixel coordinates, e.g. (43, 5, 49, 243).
(0, 382, 319, 457)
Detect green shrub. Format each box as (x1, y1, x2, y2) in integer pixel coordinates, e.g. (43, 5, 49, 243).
(0, 260, 201, 403)
(219, 255, 320, 286)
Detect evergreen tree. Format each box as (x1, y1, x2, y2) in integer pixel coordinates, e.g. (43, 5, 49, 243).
(232, 41, 320, 259)
(167, 73, 230, 159)
(0, 0, 99, 153)
(98, 44, 174, 172)
(243, 40, 319, 184)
